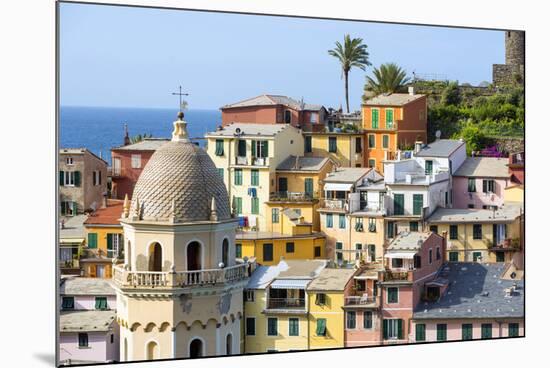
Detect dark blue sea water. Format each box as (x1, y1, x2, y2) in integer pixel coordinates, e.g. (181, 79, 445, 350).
(60, 106, 221, 165)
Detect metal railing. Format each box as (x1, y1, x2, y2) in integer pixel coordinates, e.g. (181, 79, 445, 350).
(344, 295, 378, 306)
(382, 271, 411, 282)
(112, 263, 250, 288)
(269, 191, 318, 202)
(267, 298, 306, 309)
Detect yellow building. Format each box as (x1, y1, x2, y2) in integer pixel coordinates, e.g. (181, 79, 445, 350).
(304, 132, 364, 168)
(426, 203, 523, 263)
(307, 268, 357, 349)
(206, 123, 304, 232)
(82, 199, 125, 278)
(504, 184, 524, 203)
(268, 155, 335, 231)
(236, 208, 326, 266)
(245, 259, 343, 353)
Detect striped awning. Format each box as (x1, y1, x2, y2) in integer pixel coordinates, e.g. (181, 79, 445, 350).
(270, 279, 310, 289)
(385, 252, 416, 259)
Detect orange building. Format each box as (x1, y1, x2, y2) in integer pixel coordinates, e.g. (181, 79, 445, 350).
(362, 91, 427, 172)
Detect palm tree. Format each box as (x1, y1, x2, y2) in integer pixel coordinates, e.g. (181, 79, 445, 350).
(328, 35, 371, 113)
(363, 63, 410, 99)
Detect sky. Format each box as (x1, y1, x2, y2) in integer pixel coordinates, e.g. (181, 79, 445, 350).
(59, 3, 505, 111)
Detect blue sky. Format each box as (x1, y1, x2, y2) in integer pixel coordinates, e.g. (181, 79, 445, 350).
(60, 3, 504, 111)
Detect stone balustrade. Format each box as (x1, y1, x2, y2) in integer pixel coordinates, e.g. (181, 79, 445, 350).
(112, 263, 250, 289)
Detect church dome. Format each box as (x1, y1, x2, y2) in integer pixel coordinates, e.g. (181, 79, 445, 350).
(129, 113, 231, 223)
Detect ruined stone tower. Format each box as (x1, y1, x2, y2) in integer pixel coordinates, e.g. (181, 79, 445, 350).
(492, 30, 525, 86)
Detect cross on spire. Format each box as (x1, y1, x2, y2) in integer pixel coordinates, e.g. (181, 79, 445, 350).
(171, 85, 189, 113)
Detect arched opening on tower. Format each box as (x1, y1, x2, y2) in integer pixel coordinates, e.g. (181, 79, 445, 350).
(148, 242, 162, 272)
(187, 241, 202, 271)
(226, 333, 232, 355)
(222, 238, 229, 267)
(189, 338, 203, 358)
(146, 340, 159, 360)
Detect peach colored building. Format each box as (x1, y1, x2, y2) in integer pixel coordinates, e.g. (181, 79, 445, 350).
(452, 157, 511, 209)
(221, 94, 327, 131)
(361, 90, 427, 173)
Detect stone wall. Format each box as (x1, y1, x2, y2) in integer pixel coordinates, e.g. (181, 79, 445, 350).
(492, 64, 524, 86)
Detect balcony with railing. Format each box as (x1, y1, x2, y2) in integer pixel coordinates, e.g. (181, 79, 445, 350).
(266, 297, 306, 310)
(112, 263, 250, 289)
(269, 191, 318, 203)
(382, 270, 413, 282)
(233, 156, 269, 167)
(344, 295, 379, 307)
(490, 238, 521, 252)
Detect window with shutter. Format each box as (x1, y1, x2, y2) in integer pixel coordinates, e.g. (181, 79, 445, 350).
(462, 324, 473, 340)
(74, 171, 81, 187)
(449, 251, 459, 262)
(363, 311, 373, 329)
(371, 109, 379, 129)
(385, 109, 394, 129)
(409, 221, 418, 232)
(234, 169, 242, 185)
(339, 214, 346, 229)
(95, 297, 108, 310)
(316, 318, 327, 336)
(450, 225, 458, 239)
(328, 137, 337, 153)
(368, 134, 375, 148)
(235, 243, 242, 258)
(387, 287, 399, 303)
(78, 333, 89, 347)
(88, 233, 98, 249)
(251, 197, 259, 214)
(346, 311, 356, 329)
(326, 214, 333, 228)
(425, 160, 433, 175)
(508, 323, 519, 337)
(355, 137, 362, 153)
(393, 194, 404, 215)
(304, 178, 314, 196)
(413, 194, 423, 215)
(481, 323, 492, 339)
(237, 139, 246, 157)
(251, 169, 259, 186)
(246, 318, 256, 335)
(437, 324, 447, 341)
(468, 178, 477, 192)
(62, 297, 74, 310)
(215, 140, 224, 156)
(382, 135, 389, 148)
(305, 136, 312, 153)
(267, 318, 278, 336)
(288, 318, 299, 336)
(271, 208, 279, 223)
(473, 224, 482, 239)
(415, 323, 426, 341)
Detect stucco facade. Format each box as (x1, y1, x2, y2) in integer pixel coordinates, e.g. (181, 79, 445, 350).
(304, 132, 364, 167)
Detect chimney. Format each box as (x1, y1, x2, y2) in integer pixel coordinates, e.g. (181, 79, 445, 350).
(414, 141, 423, 154)
(102, 192, 108, 208)
(123, 123, 130, 146)
(408, 86, 415, 96)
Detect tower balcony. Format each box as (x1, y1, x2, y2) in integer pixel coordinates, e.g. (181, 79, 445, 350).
(112, 262, 251, 289)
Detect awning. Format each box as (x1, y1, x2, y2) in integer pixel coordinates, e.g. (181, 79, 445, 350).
(324, 183, 353, 192)
(270, 279, 310, 289)
(385, 252, 416, 259)
(59, 238, 85, 245)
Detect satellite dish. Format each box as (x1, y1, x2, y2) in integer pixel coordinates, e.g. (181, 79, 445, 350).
(235, 127, 241, 134)
(435, 130, 442, 139)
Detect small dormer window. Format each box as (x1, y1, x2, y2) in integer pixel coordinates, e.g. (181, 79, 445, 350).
(66, 157, 74, 165)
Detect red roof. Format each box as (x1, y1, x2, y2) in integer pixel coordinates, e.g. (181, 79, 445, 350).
(84, 200, 124, 226)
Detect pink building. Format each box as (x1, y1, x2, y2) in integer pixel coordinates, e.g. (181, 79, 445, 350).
(344, 231, 446, 347)
(452, 157, 511, 209)
(411, 262, 524, 342)
(59, 277, 119, 364)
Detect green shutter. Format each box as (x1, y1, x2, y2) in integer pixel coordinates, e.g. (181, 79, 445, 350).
(262, 141, 268, 157)
(316, 319, 327, 336)
(413, 194, 423, 215)
(107, 234, 113, 250)
(462, 324, 473, 340)
(95, 297, 107, 310)
(372, 110, 379, 129)
(425, 160, 433, 175)
(382, 135, 389, 148)
(509, 323, 519, 337)
(289, 318, 299, 336)
(251, 141, 256, 156)
(368, 134, 375, 148)
(393, 194, 404, 215)
(72, 202, 77, 215)
(416, 324, 426, 341)
(383, 319, 389, 339)
(251, 197, 259, 214)
(437, 324, 447, 341)
(215, 140, 224, 156)
(88, 233, 98, 249)
(305, 178, 314, 196)
(386, 109, 394, 128)
(238, 139, 246, 156)
(59, 171, 65, 185)
(235, 244, 242, 258)
(74, 171, 81, 187)
(397, 319, 403, 340)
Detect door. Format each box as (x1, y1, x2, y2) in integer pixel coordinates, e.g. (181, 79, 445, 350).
(393, 194, 404, 215)
(278, 177, 288, 193)
(187, 242, 202, 271)
(304, 178, 314, 197)
(189, 339, 203, 358)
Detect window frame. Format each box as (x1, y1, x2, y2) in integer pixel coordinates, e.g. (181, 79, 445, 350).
(285, 242, 295, 253)
(387, 287, 399, 304)
(382, 134, 389, 149)
(346, 311, 356, 330)
(328, 136, 337, 153)
(371, 109, 379, 129)
(473, 224, 483, 239)
(271, 208, 280, 223)
(251, 169, 260, 186)
(338, 214, 346, 229)
(234, 168, 243, 185)
(363, 311, 373, 329)
(288, 318, 300, 337)
(449, 225, 458, 240)
(130, 154, 141, 169)
(415, 323, 426, 342)
(78, 333, 89, 348)
(267, 317, 278, 336)
(263, 243, 273, 262)
(436, 323, 447, 341)
(246, 317, 256, 336)
(368, 134, 375, 148)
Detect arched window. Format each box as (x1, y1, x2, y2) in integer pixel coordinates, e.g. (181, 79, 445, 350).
(187, 242, 202, 271)
(189, 338, 203, 358)
(148, 243, 162, 272)
(146, 341, 159, 360)
(226, 334, 232, 355)
(222, 239, 229, 267)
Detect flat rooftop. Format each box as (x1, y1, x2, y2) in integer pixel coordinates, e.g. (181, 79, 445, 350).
(415, 139, 465, 158)
(413, 262, 524, 319)
(60, 215, 88, 240)
(387, 231, 433, 252)
(277, 156, 330, 172)
(112, 138, 169, 151)
(307, 267, 356, 291)
(363, 93, 424, 106)
(324, 167, 371, 183)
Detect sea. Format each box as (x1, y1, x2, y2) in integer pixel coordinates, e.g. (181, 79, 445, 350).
(60, 106, 221, 165)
